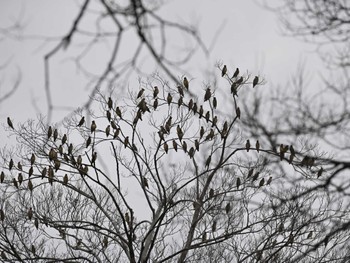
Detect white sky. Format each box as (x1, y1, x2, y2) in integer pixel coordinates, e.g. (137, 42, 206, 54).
(0, 0, 323, 124)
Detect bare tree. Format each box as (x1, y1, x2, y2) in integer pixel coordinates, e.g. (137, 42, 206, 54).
(0, 0, 211, 121)
(2, 66, 350, 262)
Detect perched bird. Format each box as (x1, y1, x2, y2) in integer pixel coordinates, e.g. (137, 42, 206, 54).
(116, 107, 122, 118)
(105, 125, 110, 137)
(30, 153, 36, 165)
(124, 136, 129, 148)
(213, 97, 217, 109)
(49, 148, 57, 161)
(28, 207, 33, 220)
(188, 147, 195, 158)
(86, 136, 91, 148)
(77, 117, 85, 127)
(202, 232, 207, 242)
(221, 65, 227, 77)
(177, 125, 184, 141)
(7, 117, 14, 129)
(172, 139, 178, 152)
(246, 140, 250, 152)
(205, 155, 211, 168)
(225, 203, 231, 214)
(232, 68, 239, 78)
(290, 145, 295, 156)
(204, 88, 211, 101)
(13, 178, 18, 188)
(182, 141, 187, 153)
(194, 139, 199, 151)
(91, 121, 97, 133)
(167, 93, 172, 105)
(63, 174, 68, 185)
(137, 88, 145, 99)
(106, 110, 111, 121)
(28, 179, 33, 192)
(28, 166, 34, 177)
(34, 218, 39, 229)
(17, 162, 23, 171)
(256, 140, 260, 152)
(125, 212, 130, 224)
(236, 177, 241, 189)
(0, 171, 4, 183)
(177, 86, 184, 97)
(103, 236, 108, 249)
(177, 97, 183, 107)
(9, 159, 14, 170)
(183, 77, 189, 89)
(163, 142, 169, 154)
(0, 209, 4, 221)
(138, 98, 149, 113)
(48, 126, 53, 138)
(68, 143, 73, 154)
(248, 168, 254, 178)
(231, 83, 238, 96)
(253, 76, 259, 88)
(236, 107, 241, 119)
(198, 105, 204, 118)
(236, 76, 243, 85)
(212, 220, 217, 232)
(200, 126, 205, 139)
(153, 86, 159, 98)
(205, 129, 215, 141)
(252, 172, 259, 181)
(142, 176, 149, 188)
(62, 134, 67, 145)
(153, 98, 158, 110)
(108, 97, 113, 109)
(91, 152, 97, 164)
(188, 99, 193, 110)
(53, 129, 58, 141)
(209, 188, 214, 199)
(212, 116, 217, 127)
(267, 176, 272, 185)
(205, 111, 210, 123)
(18, 173, 23, 185)
(259, 178, 265, 187)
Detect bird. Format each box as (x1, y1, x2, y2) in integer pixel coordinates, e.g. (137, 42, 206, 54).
(49, 148, 57, 161)
(9, 159, 14, 170)
(68, 143, 73, 154)
(177, 125, 184, 141)
(103, 236, 108, 249)
(47, 126, 53, 138)
(108, 97, 113, 109)
(182, 141, 187, 153)
(188, 147, 195, 158)
(53, 129, 58, 141)
(232, 68, 239, 78)
(212, 116, 217, 127)
(267, 176, 272, 185)
(106, 110, 111, 121)
(236, 177, 241, 189)
(77, 117, 85, 127)
(34, 217, 39, 229)
(188, 99, 193, 110)
(198, 105, 204, 118)
(177, 97, 183, 107)
(256, 140, 260, 152)
(163, 142, 169, 154)
(204, 88, 211, 101)
(86, 136, 91, 148)
(246, 140, 250, 152)
(208, 189, 214, 199)
(13, 178, 18, 188)
(248, 168, 254, 178)
(153, 86, 159, 98)
(213, 97, 217, 109)
(30, 153, 35, 165)
(183, 77, 189, 89)
(290, 145, 295, 156)
(7, 117, 14, 129)
(221, 65, 227, 77)
(225, 203, 231, 214)
(105, 125, 110, 137)
(142, 176, 149, 188)
(18, 173, 23, 185)
(205, 155, 211, 168)
(236, 107, 241, 119)
(172, 139, 178, 152)
(252, 172, 259, 181)
(91, 121, 97, 133)
(17, 161, 22, 171)
(200, 126, 205, 139)
(177, 86, 184, 97)
(205, 111, 210, 122)
(202, 232, 207, 242)
(0, 171, 4, 183)
(259, 178, 265, 187)
(212, 220, 217, 232)
(194, 139, 199, 151)
(62, 134, 67, 145)
(153, 99, 158, 110)
(124, 136, 129, 148)
(167, 93, 172, 105)
(28, 207, 33, 220)
(253, 76, 259, 88)
(137, 88, 145, 99)
(28, 179, 33, 192)
(63, 174, 68, 185)
(236, 76, 243, 85)
(116, 107, 122, 118)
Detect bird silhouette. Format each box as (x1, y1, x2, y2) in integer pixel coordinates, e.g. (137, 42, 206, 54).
(7, 117, 14, 129)
(77, 117, 85, 127)
(183, 77, 189, 89)
(221, 65, 227, 77)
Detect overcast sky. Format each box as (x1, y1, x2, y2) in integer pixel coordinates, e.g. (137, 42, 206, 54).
(0, 0, 323, 125)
